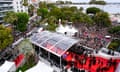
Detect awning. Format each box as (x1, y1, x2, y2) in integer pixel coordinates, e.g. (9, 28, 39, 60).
(30, 31, 79, 57)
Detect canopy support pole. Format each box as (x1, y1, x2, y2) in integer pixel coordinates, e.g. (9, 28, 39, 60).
(60, 57, 62, 71)
(39, 47, 41, 55)
(48, 52, 50, 60)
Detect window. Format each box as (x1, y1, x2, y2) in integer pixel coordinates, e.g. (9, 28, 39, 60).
(21, 10, 23, 12)
(17, 10, 19, 12)
(21, 6, 22, 8)
(20, 1, 22, 4)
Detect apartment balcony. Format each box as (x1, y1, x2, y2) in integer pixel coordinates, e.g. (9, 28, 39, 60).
(0, 0, 13, 1)
(0, 0, 13, 3)
(0, 9, 13, 12)
(0, 4, 12, 8)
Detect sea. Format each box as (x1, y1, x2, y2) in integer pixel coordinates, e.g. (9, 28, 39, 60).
(58, 4, 120, 14)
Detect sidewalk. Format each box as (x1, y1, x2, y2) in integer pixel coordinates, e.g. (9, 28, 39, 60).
(39, 56, 61, 72)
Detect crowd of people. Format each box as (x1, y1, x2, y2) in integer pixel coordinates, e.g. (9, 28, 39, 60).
(74, 24, 111, 49)
(63, 51, 120, 72)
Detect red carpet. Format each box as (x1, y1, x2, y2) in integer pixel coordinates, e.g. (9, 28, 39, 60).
(63, 51, 120, 72)
(14, 54, 24, 67)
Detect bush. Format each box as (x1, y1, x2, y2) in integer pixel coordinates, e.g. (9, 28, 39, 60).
(16, 54, 37, 72)
(108, 39, 120, 50)
(86, 7, 101, 14)
(108, 26, 120, 34)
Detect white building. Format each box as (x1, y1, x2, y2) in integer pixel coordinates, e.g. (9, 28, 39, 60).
(13, 0, 31, 13)
(38, 0, 56, 3)
(0, 0, 13, 23)
(0, 0, 32, 23)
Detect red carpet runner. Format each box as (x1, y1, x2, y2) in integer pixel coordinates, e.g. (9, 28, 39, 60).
(63, 52, 120, 72)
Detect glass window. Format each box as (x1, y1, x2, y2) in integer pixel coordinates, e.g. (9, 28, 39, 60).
(17, 10, 19, 12)
(21, 6, 22, 8)
(21, 9, 23, 12)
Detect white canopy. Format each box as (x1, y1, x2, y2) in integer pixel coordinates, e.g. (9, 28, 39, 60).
(0, 61, 16, 72)
(56, 24, 78, 36)
(105, 35, 111, 38)
(26, 61, 54, 72)
(37, 27, 43, 33)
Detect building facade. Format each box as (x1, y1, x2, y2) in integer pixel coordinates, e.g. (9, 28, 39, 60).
(0, 0, 31, 23)
(13, 0, 32, 13)
(0, 0, 13, 23)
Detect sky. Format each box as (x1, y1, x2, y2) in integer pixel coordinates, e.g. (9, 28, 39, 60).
(50, 0, 120, 3)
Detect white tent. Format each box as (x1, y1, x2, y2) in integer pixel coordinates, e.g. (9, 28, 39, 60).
(105, 35, 111, 38)
(56, 24, 65, 34)
(26, 61, 54, 72)
(0, 61, 16, 72)
(37, 27, 43, 33)
(56, 24, 78, 36)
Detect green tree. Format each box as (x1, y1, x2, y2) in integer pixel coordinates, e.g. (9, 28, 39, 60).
(49, 7, 62, 19)
(108, 26, 120, 34)
(61, 7, 75, 21)
(56, 1, 64, 4)
(0, 25, 13, 50)
(47, 16, 57, 24)
(37, 8, 48, 19)
(63, 10, 73, 21)
(89, 0, 106, 5)
(28, 4, 35, 16)
(47, 23, 58, 31)
(3, 11, 18, 25)
(108, 39, 120, 50)
(47, 3, 56, 9)
(86, 7, 101, 14)
(70, 6, 78, 12)
(71, 12, 93, 25)
(94, 12, 111, 27)
(83, 13, 94, 25)
(39, 2, 47, 8)
(79, 7, 84, 12)
(22, 0, 28, 6)
(16, 12, 29, 32)
(16, 39, 36, 71)
(61, 7, 70, 11)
